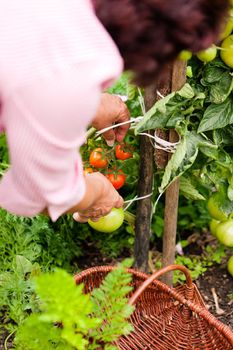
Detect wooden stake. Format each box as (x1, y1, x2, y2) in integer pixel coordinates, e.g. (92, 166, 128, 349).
(162, 60, 186, 286)
(134, 85, 157, 272)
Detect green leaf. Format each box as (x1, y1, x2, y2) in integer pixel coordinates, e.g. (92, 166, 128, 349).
(14, 255, 33, 275)
(179, 177, 205, 200)
(177, 83, 195, 99)
(159, 132, 215, 193)
(228, 185, 233, 201)
(159, 133, 197, 192)
(208, 72, 233, 104)
(135, 91, 176, 132)
(213, 125, 233, 146)
(135, 84, 197, 133)
(198, 95, 233, 132)
(15, 314, 70, 350)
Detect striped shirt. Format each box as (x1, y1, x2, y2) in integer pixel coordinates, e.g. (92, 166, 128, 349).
(0, 0, 123, 220)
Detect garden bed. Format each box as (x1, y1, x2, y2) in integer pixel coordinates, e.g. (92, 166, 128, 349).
(75, 244, 233, 329)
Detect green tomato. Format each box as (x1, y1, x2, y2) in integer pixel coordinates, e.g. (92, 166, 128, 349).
(219, 10, 233, 40)
(216, 220, 233, 247)
(88, 208, 124, 233)
(209, 219, 220, 237)
(207, 191, 233, 221)
(196, 45, 217, 63)
(227, 255, 233, 277)
(178, 50, 192, 61)
(220, 34, 233, 68)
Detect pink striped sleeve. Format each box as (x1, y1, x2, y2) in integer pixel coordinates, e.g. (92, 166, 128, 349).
(0, 64, 108, 221)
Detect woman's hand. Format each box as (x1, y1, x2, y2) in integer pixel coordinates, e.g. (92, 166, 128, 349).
(72, 172, 123, 222)
(92, 93, 130, 146)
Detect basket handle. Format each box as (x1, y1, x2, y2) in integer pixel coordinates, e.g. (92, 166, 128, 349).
(129, 264, 193, 305)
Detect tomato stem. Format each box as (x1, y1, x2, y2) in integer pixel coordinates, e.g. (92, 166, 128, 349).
(86, 127, 97, 139)
(124, 211, 135, 227)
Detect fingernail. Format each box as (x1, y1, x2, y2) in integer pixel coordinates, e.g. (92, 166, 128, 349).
(106, 139, 115, 147)
(91, 217, 100, 222)
(73, 212, 80, 221)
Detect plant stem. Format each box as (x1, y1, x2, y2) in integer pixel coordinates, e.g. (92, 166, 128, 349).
(4, 331, 15, 350)
(86, 127, 97, 139)
(124, 211, 135, 227)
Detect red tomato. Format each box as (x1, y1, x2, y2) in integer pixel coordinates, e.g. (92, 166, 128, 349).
(106, 170, 126, 190)
(89, 148, 108, 168)
(115, 143, 133, 160)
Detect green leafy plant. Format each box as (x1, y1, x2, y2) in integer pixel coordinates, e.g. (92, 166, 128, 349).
(15, 260, 134, 350)
(173, 244, 227, 284)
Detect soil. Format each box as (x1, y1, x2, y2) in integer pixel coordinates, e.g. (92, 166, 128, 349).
(197, 265, 233, 328)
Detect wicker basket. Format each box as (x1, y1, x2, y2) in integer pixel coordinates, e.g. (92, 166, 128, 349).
(75, 264, 233, 350)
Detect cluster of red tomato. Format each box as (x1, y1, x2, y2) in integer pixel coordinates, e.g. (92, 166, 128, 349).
(85, 143, 133, 190)
(85, 142, 134, 233)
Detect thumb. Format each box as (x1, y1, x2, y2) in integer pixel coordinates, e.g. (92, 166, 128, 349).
(103, 129, 115, 147)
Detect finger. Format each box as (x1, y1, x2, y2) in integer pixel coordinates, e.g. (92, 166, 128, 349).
(73, 212, 88, 223)
(115, 123, 130, 142)
(89, 217, 101, 222)
(102, 129, 115, 147)
(115, 196, 124, 208)
(115, 107, 130, 142)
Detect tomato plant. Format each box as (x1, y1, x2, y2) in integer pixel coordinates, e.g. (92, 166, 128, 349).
(115, 143, 133, 160)
(89, 148, 108, 168)
(216, 220, 233, 247)
(227, 255, 233, 277)
(106, 170, 126, 190)
(88, 208, 124, 233)
(196, 45, 217, 62)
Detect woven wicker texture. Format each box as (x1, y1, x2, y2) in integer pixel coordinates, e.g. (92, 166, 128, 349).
(75, 265, 233, 350)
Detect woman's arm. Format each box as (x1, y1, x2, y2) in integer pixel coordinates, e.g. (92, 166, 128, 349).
(0, 64, 123, 221)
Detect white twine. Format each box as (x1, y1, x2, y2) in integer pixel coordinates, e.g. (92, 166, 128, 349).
(124, 192, 153, 211)
(92, 90, 180, 153)
(138, 88, 146, 115)
(95, 117, 143, 137)
(156, 90, 165, 99)
(95, 121, 179, 153)
(139, 131, 179, 153)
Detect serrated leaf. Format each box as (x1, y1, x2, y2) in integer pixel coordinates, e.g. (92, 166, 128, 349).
(135, 92, 176, 132)
(177, 83, 195, 99)
(179, 177, 205, 200)
(135, 84, 195, 133)
(198, 95, 233, 132)
(159, 132, 215, 193)
(209, 72, 233, 104)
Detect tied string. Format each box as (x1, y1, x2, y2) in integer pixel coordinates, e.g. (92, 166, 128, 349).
(88, 90, 180, 153)
(124, 193, 153, 211)
(138, 131, 180, 153)
(95, 119, 179, 153)
(95, 117, 143, 138)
